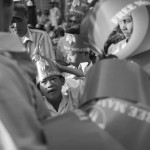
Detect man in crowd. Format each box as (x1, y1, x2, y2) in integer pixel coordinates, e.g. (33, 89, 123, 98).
(10, 1, 55, 60)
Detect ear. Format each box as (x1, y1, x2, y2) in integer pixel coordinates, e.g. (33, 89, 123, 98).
(60, 76, 65, 86)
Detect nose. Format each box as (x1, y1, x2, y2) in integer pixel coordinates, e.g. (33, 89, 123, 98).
(46, 80, 52, 87)
(121, 22, 127, 30)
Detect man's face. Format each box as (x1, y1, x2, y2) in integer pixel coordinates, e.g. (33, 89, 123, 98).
(39, 75, 64, 102)
(11, 10, 28, 37)
(119, 14, 133, 40)
(66, 16, 81, 29)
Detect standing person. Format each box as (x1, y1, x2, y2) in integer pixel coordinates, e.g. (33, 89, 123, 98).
(49, 2, 61, 29)
(11, 1, 55, 60)
(36, 8, 44, 30)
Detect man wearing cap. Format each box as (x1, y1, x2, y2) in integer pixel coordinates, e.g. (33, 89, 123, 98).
(10, 1, 55, 60)
(33, 55, 77, 117)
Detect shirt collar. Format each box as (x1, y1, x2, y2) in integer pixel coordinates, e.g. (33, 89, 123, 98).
(0, 32, 26, 52)
(21, 28, 33, 43)
(43, 94, 69, 113)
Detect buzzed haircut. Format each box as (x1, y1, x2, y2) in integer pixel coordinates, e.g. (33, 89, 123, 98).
(13, 1, 28, 18)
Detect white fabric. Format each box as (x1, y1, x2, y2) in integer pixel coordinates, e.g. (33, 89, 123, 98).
(43, 94, 74, 117)
(0, 120, 17, 150)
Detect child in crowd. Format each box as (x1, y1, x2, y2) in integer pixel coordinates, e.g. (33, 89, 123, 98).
(32, 54, 78, 117)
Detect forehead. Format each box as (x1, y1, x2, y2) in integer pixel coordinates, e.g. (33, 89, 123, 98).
(43, 75, 60, 81)
(121, 14, 132, 21)
(13, 9, 26, 19)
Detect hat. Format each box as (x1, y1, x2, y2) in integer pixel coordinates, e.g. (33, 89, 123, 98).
(80, 59, 150, 107)
(66, 0, 90, 19)
(80, 0, 150, 59)
(81, 97, 150, 150)
(43, 110, 127, 150)
(62, 33, 91, 53)
(32, 55, 65, 83)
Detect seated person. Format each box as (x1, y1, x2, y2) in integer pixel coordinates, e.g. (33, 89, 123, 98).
(33, 55, 77, 117)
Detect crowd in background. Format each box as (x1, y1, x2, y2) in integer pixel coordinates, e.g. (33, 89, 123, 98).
(1, 0, 150, 150)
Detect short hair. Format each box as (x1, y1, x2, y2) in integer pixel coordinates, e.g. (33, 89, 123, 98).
(13, 1, 28, 18)
(66, 26, 80, 34)
(3, 0, 13, 6)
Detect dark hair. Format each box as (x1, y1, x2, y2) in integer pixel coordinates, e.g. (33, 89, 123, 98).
(13, 1, 29, 18)
(55, 27, 65, 37)
(44, 9, 49, 16)
(66, 26, 80, 34)
(3, 0, 13, 6)
(104, 25, 126, 54)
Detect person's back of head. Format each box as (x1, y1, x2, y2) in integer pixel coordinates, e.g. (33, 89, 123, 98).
(55, 27, 65, 37)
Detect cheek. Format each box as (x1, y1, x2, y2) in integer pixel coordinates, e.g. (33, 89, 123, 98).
(40, 84, 48, 94)
(128, 23, 133, 32)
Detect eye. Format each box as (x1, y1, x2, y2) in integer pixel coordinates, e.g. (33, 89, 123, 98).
(51, 77, 58, 81)
(41, 80, 47, 85)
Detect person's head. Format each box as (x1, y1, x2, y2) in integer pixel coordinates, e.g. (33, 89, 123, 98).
(11, 2, 28, 37)
(36, 8, 42, 16)
(66, 15, 82, 30)
(67, 50, 90, 67)
(32, 55, 65, 103)
(119, 13, 133, 41)
(50, 2, 55, 9)
(0, 0, 13, 32)
(55, 27, 65, 37)
(44, 9, 49, 17)
(39, 75, 65, 103)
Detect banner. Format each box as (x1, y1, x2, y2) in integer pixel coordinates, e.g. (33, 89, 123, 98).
(81, 97, 150, 150)
(62, 33, 91, 52)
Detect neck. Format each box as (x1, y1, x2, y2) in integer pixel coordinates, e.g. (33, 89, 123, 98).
(47, 95, 62, 112)
(19, 28, 27, 37)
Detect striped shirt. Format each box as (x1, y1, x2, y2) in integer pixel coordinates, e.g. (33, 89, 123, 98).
(21, 28, 55, 60)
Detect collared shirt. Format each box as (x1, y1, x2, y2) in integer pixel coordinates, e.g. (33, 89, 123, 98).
(43, 94, 74, 117)
(21, 28, 55, 60)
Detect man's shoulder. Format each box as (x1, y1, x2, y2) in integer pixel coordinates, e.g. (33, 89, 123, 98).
(29, 28, 49, 37)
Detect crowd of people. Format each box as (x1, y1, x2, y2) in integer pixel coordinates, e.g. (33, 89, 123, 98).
(1, 0, 150, 149)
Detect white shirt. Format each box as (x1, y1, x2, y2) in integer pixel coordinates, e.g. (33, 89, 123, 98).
(43, 94, 74, 117)
(0, 120, 17, 150)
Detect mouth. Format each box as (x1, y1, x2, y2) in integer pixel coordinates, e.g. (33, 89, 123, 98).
(48, 89, 57, 94)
